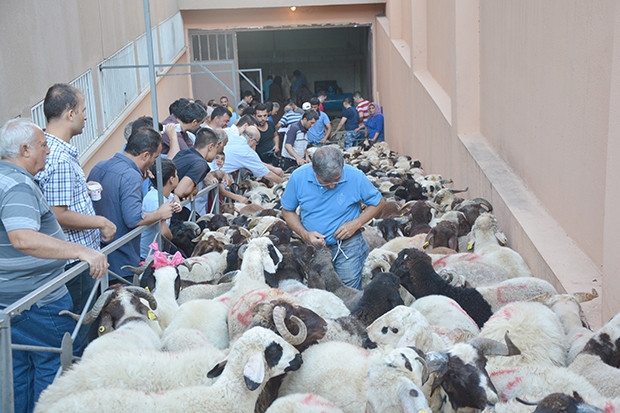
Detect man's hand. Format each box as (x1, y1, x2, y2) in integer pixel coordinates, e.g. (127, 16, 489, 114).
(157, 202, 175, 221)
(304, 231, 326, 247)
(296, 158, 307, 166)
(77, 248, 109, 280)
(99, 217, 117, 243)
(334, 221, 361, 241)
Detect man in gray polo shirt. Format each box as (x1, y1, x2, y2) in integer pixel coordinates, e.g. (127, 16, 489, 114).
(0, 118, 107, 413)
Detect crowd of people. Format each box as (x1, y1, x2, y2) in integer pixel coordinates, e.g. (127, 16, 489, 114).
(0, 71, 385, 413)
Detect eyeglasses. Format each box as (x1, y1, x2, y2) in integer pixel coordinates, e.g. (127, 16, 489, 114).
(317, 179, 346, 189)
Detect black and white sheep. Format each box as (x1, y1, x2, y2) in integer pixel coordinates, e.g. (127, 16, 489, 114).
(35, 327, 302, 413)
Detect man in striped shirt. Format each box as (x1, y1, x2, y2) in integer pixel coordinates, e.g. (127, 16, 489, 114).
(0, 118, 107, 413)
(353, 91, 371, 125)
(35, 83, 116, 321)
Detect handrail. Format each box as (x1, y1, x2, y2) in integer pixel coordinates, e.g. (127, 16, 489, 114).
(0, 182, 218, 413)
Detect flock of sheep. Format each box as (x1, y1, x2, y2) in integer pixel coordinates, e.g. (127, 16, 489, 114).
(33, 142, 620, 413)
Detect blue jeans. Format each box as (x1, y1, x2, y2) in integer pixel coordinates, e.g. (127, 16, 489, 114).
(329, 232, 369, 290)
(9, 292, 82, 413)
(343, 131, 365, 150)
(65, 262, 96, 353)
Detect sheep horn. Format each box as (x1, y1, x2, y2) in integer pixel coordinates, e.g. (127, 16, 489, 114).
(573, 288, 598, 303)
(124, 286, 158, 310)
(425, 201, 445, 213)
(60, 288, 117, 325)
(447, 187, 469, 194)
(470, 331, 521, 356)
(181, 260, 198, 272)
(439, 178, 453, 185)
(416, 356, 430, 385)
(196, 214, 213, 224)
(273, 305, 307, 345)
(121, 256, 154, 276)
(424, 352, 448, 375)
(470, 197, 493, 212)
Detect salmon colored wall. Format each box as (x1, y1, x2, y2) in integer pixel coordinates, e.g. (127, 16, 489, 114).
(375, 0, 614, 323)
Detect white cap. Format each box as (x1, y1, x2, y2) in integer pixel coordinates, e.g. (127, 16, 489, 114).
(302, 102, 311, 110)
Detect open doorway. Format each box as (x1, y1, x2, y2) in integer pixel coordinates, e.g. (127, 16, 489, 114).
(236, 25, 371, 118)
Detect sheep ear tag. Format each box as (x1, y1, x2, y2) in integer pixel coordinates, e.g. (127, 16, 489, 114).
(495, 231, 507, 246)
(243, 352, 265, 391)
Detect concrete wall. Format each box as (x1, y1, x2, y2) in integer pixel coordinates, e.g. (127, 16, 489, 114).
(375, 0, 616, 322)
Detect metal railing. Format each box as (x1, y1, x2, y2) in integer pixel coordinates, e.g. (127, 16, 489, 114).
(0, 182, 218, 413)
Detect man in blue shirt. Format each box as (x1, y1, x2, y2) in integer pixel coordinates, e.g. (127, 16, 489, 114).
(281, 146, 385, 289)
(306, 97, 332, 145)
(88, 126, 176, 281)
(331, 98, 364, 149)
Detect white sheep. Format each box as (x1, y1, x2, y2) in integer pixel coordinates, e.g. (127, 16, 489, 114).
(568, 310, 620, 399)
(35, 327, 301, 413)
(162, 298, 230, 349)
(144, 265, 180, 330)
(430, 252, 512, 287)
(279, 342, 429, 413)
(480, 301, 567, 369)
(277, 278, 350, 319)
(178, 250, 229, 283)
(476, 276, 558, 312)
(410, 295, 480, 337)
(468, 212, 533, 279)
(264, 393, 345, 413)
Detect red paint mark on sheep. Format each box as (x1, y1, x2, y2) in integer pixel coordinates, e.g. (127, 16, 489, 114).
(230, 289, 269, 326)
(302, 393, 338, 408)
(495, 284, 527, 304)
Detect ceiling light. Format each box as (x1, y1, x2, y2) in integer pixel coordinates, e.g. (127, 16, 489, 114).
(290, 6, 297, 12)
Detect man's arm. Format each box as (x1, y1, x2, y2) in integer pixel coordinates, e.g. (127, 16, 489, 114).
(334, 198, 386, 241)
(264, 163, 284, 177)
(164, 124, 181, 160)
(262, 171, 284, 184)
(281, 208, 326, 246)
(272, 130, 280, 154)
(136, 201, 176, 227)
(174, 176, 196, 200)
(285, 143, 307, 166)
(320, 122, 333, 144)
(8, 230, 108, 279)
(332, 117, 347, 135)
(51, 206, 117, 242)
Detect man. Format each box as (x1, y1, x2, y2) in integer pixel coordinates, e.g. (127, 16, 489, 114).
(220, 95, 233, 114)
(275, 99, 304, 144)
(290, 69, 307, 103)
(317, 90, 328, 113)
(236, 90, 254, 109)
(353, 91, 371, 124)
(160, 102, 207, 155)
(0, 118, 107, 413)
(173, 127, 223, 200)
(254, 102, 280, 165)
(204, 105, 232, 130)
(331, 97, 362, 149)
(161, 97, 190, 126)
(220, 117, 284, 184)
(88, 126, 176, 280)
(35, 83, 116, 322)
(281, 109, 319, 171)
(306, 97, 332, 145)
(281, 146, 384, 290)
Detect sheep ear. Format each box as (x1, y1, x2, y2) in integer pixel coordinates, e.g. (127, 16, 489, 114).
(206, 359, 227, 378)
(495, 231, 508, 246)
(243, 352, 265, 391)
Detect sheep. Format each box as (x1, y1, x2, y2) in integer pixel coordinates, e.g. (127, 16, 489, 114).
(35, 327, 302, 413)
(362, 247, 398, 287)
(264, 393, 345, 413)
(404, 200, 433, 236)
(376, 217, 405, 241)
(480, 301, 568, 368)
(431, 252, 512, 287)
(350, 272, 404, 327)
(279, 342, 429, 413)
(178, 250, 229, 283)
(530, 290, 599, 363)
(423, 219, 459, 251)
(476, 276, 558, 312)
(277, 278, 351, 320)
(492, 392, 609, 413)
(162, 298, 230, 349)
(410, 295, 480, 337)
(568, 310, 620, 398)
(366, 305, 455, 352)
(361, 222, 388, 250)
(60, 284, 162, 359)
(468, 212, 533, 279)
(169, 219, 201, 258)
(390, 248, 493, 328)
(380, 233, 427, 254)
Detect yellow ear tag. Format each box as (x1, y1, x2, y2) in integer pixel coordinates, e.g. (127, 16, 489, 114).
(98, 325, 105, 333)
(467, 242, 474, 250)
(145, 286, 150, 292)
(148, 310, 157, 320)
(422, 241, 430, 248)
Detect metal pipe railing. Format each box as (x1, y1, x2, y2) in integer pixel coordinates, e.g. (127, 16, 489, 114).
(0, 182, 218, 413)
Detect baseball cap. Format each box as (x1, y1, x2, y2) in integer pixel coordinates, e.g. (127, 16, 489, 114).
(302, 102, 311, 110)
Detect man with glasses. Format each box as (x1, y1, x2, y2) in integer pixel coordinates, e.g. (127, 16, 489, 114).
(281, 145, 385, 289)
